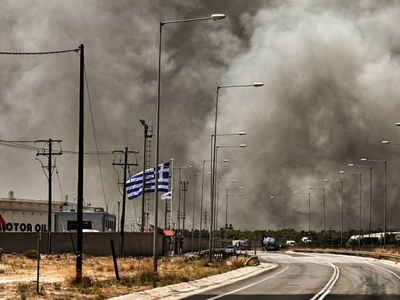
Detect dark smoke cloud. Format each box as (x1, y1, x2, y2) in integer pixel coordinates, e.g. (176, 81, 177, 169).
(209, 0, 400, 232)
(1, 0, 399, 233)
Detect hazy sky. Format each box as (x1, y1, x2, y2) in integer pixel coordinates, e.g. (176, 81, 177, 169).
(1, 0, 400, 232)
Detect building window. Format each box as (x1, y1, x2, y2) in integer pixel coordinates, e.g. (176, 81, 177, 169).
(67, 220, 92, 231)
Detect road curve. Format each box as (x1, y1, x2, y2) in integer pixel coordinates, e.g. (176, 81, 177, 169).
(182, 252, 400, 300)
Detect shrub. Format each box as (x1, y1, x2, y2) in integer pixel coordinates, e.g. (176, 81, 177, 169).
(24, 249, 38, 259)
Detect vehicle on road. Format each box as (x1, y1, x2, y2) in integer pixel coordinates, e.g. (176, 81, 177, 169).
(225, 245, 235, 253)
(262, 236, 278, 251)
(301, 237, 312, 244)
(286, 240, 296, 246)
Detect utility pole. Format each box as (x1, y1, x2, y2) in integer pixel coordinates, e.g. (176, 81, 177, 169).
(36, 139, 62, 254)
(139, 120, 152, 232)
(76, 43, 84, 283)
(181, 181, 188, 230)
(112, 147, 138, 256)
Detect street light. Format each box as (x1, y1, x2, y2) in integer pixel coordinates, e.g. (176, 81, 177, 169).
(226, 187, 244, 227)
(294, 191, 311, 236)
(199, 160, 227, 254)
(270, 196, 286, 245)
(210, 143, 246, 258)
(381, 140, 400, 145)
(360, 158, 387, 247)
(210, 83, 263, 263)
(340, 170, 362, 247)
(217, 179, 237, 230)
(173, 164, 193, 230)
(154, 13, 226, 272)
(225, 188, 243, 241)
(324, 179, 344, 247)
(349, 163, 373, 238)
(192, 172, 200, 253)
(307, 186, 326, 243)
(210, 131, 245, 244)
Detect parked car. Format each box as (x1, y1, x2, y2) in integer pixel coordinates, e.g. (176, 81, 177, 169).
(286, 240, 296, 246)
(225, 245, 235, 253)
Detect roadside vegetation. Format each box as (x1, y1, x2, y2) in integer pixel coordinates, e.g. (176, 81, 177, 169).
(0, 253, 246, 300)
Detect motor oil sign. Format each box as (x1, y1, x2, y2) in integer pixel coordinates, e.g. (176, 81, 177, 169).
(0, 214, 47, 232)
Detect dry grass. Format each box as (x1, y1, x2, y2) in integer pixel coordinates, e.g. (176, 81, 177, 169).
(374, 247, 400, 262)
(0, 253, 246, 299)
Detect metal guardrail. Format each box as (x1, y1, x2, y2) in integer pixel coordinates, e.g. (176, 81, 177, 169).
(293, 248, 400, 260)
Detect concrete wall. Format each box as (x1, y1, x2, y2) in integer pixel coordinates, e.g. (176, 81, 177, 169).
(0, 232, 212, 256)
(0, 232, 163, 256)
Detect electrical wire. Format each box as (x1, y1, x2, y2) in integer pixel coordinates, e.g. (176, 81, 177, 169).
(84, 66, 107, 207)
(0, 48, 80, 55)
(55, 165, 64, 201)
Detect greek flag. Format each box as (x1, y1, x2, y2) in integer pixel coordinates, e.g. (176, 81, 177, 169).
(161, 191, 172, 201)
(126, 162, 170, 200)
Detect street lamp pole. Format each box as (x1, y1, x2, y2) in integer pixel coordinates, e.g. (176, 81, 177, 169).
(225, 188, 243, 241)
(154, 14, 226, 272)
(213, 144, 245, 251)
(324, 179, 344, 247)
(294, 192, 311, 237)
(270, 196, 285, 245)
(340, 170, 362, 248)
(209, 83, 263, 263)
(307, 186, 325, 245)
(361, 158, 387, 248)
(348, 164, 372, 238)
(212, 132, 245, 242)
(192, 173, 200, 253)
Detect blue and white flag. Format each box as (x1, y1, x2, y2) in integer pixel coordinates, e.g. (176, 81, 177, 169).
(161, 191, 172, 201)
(126, 162, 170, 200)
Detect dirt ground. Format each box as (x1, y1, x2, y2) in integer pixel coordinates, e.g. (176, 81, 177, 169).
(0, 253, 245, 300)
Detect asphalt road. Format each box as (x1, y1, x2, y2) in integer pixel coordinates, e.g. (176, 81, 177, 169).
(182, 252, 400, 300)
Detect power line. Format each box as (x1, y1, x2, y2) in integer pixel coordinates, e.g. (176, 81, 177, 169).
(84, 66, 107, 207)
(55, 165, 64, 201)
(0, 48, 80, 55)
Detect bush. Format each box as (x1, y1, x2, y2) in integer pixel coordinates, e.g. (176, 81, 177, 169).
(24, 249, 38, 259)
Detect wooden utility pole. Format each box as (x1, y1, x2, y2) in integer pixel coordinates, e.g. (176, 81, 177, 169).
(36, 138, 62, 254)
(112, 147, 138, 256)
(76, 44, 84, 283)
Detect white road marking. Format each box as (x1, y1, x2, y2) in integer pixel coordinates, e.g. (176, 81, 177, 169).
(310, 262, 340, 300)
(364, 261, 400, 280)
(203, 266, 289, 300)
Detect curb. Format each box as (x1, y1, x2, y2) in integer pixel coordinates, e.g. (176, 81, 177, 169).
(110, 262, 278, 300)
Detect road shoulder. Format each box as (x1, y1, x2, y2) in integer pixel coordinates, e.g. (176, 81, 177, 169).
(110, 262, 278, 300)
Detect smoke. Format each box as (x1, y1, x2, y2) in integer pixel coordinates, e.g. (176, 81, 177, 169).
(207, 0, 400, 232)
(0, 0, 399, 232)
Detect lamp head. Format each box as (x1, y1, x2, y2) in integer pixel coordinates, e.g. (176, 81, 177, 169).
(210, 14, 226, 21)
(140, 119, 145, 125)
(253, 82, 264, 87)
(188, 165, 193, 169)
(382, 141, 389, 144)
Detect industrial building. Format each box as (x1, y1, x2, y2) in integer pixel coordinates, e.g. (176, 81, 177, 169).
(0, 191, 116, 232)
